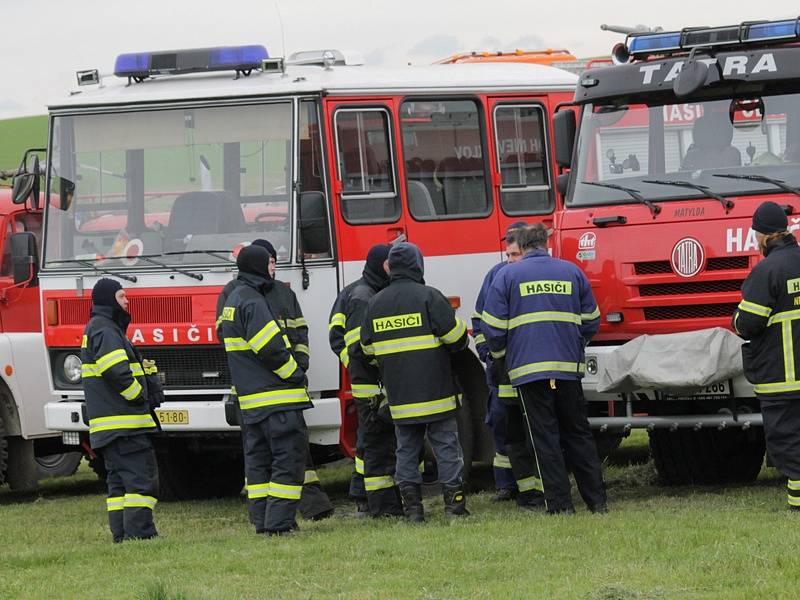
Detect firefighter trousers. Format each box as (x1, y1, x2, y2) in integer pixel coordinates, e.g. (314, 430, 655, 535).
(517, 380, 606, 512)
(486, 389, 516, 491)
(504, 402, 545, 500)
(103, 434, 159, 542)
(243, 409, 307, 533)
(355, 398, 404, 517)
(760, 398, 800, 508)
(298, 453, 335, 520)
(349, 405, 367, 503)
(395, 416, 463, 487)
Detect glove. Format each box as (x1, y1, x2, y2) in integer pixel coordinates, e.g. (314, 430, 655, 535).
(145, 374, 164, 410)
(489, 357, 508, 388)
(368, 393, 393, 425)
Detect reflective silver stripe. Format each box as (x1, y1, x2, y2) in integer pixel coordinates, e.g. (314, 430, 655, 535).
(440, 318, 466, 344)
(371, 335, 442, 356)
(789, 479, 800, 491)
(344, 327, 361, 347)
(339, 346, 350, 367)
(355, 456, 365, 475)
(246, 482, 270, 499)
(224, 337, 250, 352)
(364, 475, 395, 491)
(789, 494, 800, 507)
(273, 355, 298, 380)
(285, 317, 307, 328)
(294, 344, 309, 355)
(120, 379, 143, 401)
(238, 388, 308, 410)
(580, 306, 601, 321)
(389, 395, 459, 420)
(95, 349, 128, 374)
(304, 470, 320, 485)
(89, 414, 156, 433)
(481, 310, 508, 330)
(474, 333, 486, 345)
(509, 311, 581, 329)
(352, 384, 381, 398)
(509, 361, 585, 381)
(248, 321, 281, 352)
(491, 348, 506, 359)
(493, 453, 512, 469)
(498, 384, 517, 398)
(106, 496, 124, 511)
(739, 300, 773, 318)
(517, 476, 543, 493)
(269, 482, 302, 500)
(124, 494, 157, 509)
(329, 313, 346, 330)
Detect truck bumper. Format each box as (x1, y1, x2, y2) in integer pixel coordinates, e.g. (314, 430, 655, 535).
(45, 395, 342, 446)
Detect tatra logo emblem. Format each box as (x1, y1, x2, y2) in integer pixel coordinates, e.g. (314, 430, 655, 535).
(671, 237, 704, 278)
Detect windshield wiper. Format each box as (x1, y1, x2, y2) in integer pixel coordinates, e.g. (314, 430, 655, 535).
(47, 259, 137, 282)
(642, 179, 734, 211)
(163, 249, 234, 264)
(101, 255, 203, 281)
(581, 181, 661, 216)
(713, 173, 800, 199)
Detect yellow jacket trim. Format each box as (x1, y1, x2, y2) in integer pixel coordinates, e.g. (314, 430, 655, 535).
(273, 355, 299, 380)
(95, 349, 128, 374)
(389, 394, 459, 420)
(481, 310, 508, 330)
(248, 321, 281, 352)
(294, 344, 309, 355)
(739, 299, 773, 318)
(581, 306, 601, 321)
(498, 384, 517, 398)
(238, 388, 309, 410)
(344, 327, 362, 347)
(89, 414, 156, 434)
(120, 379, 143, 401)
(352, 383, 381, 399)
(509, 361, 585, 380)
(224, 337, 251, 352)
(509, 311, 582, 329)
(440, 318, 467, 344)
(329, 313, 346, 330)
(339, 346, 350, 367)
(474, 333, 486, 345)
(369, 334, 442, 357)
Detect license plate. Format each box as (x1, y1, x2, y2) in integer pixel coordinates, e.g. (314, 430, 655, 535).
(156, 409, 189, 425)
(664, 380, 732, 401)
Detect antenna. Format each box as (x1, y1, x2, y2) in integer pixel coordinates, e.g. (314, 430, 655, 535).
(273, 0, 287, 59)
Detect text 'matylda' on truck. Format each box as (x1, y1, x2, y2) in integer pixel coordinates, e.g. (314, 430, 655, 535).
(553, 18, 800, 484)
(9, 45, 580, 498)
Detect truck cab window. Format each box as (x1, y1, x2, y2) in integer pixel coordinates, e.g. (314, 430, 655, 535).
(334, 108, 399, 224)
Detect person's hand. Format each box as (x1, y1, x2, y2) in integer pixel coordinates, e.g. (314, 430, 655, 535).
(489, 357, 508, 387)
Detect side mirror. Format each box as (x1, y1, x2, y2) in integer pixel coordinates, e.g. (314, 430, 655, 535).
(556, 172, 571, 197)
(11, 155, 41, 209)
(553, 110, 576, 169)
(673, 59, 709, 98)
(298, 191, 330, 255)
(58, 177, 76, 211)
(11, 232, 38, 287)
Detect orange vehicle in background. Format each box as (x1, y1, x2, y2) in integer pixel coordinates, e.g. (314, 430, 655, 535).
(437, 48, 577, 66)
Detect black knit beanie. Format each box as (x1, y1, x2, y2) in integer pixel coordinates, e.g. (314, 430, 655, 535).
(752, 201, 788, 234)
(92, 278, 123, 308)
(365, 244, 391, 276)
(237, 244, 270, 276)
(251, 239, 277, 261)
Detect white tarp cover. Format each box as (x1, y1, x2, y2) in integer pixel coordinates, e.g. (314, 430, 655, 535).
(596, 327, 744, 393)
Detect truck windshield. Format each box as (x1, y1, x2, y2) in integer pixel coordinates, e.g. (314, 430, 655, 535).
(45, 101, 293, 268)
(567, 92, 800, 207)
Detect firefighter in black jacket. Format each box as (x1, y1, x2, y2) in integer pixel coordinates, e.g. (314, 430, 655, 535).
(82, 278, 158, 542)
(733, 201, 800, 510)
(216, 239, 334, 522)
(329, 244, 404, 518)
(219, 245, 312, 534)
(361, 242, 469, 521)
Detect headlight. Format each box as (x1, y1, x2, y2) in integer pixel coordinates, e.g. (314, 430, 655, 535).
(586, 356, 599, 376)
(63, 354, 82, 384)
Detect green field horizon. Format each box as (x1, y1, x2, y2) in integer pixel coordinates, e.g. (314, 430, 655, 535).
(0, 115, 47, 173)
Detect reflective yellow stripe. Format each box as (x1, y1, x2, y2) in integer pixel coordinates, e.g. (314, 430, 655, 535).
(581, 306, 601, 321)
(95, 349, 128, 374)
(285, 317, 307, 329)
(784, 321, 795, 384)
(81, 364, 100, 378)
(738, 299, 772, 318)
(788, 480, 800, 491)
(344, 327, 361, 347)
(304, 470, 320, 485)
(509, 311, 581, 329)
(754, 380, 800, 394)
(471, 311, 482, 320)
(246, 482, 270, 499)
(498, 384, 517, 398)
(248, 321, 281, 352)
(352, 383, 381, 399)
(106, 496, 124, 511)
(491, 348, 506, 359)
(517, 476, 543, 493)
(273, 355, 299, 380)
(81, 335, 88, 349)
(294, 344, 309, 355)
(493, 453, 511, 469)
(789, 494, 800, 507)
(329, 313, 346, 330)
(371, 335, 442, 356)
(129, 362, 144, 377)
(481, 310, 508, 330)
(238, 388, 309, 410)
(474, 333, 486, 345)
(269, 482, 302, 500)
(509, 361, 585, 380)
(224, 337, 250, 352)
(89, 414, 156, 434)
(123, 494, 157, 509)
(767, 308, 800, 326)
(355, 456, 365, 475)
(120, 379, 143, 401)
(389, 395, 459, 420)
(339, 346, 350, 367)
(440, 318, 466, 344)
(364, 475, 395, 491)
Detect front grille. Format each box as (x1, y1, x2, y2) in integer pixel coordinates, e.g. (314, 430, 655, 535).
(633, 256, 749, 276)
(639, 280, 744, 296)
(58, 296, 194, 325)
(643, 303, 738, 320)
(139, 345, 229, 389)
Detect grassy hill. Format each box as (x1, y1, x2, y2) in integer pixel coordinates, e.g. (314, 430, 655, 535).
(0, 115, 47, 172)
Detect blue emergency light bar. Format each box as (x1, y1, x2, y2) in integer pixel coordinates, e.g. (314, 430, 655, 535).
(114, 45, 269, 80)
(626, 17, 800, 58)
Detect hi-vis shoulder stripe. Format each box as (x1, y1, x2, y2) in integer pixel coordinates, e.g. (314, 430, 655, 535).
(248, 321, 281, 352)
(738, 300, 772, 318)
(440, 318, 466, 344)
(329, 313, 346, 330)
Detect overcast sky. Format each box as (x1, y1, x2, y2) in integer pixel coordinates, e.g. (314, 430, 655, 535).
(2, 1, 798, 120)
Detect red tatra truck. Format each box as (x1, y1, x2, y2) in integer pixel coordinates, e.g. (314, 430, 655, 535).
(11, 46, 578, 497)
(553, 18, 800, 483)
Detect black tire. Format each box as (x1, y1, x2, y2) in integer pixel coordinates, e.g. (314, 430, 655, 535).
(0, 414, 8, 486)
(649, 427, 765, 485)
(593, 431, 624, 461)
(36, 452, 83, 480)
(156, 440, 244, 501)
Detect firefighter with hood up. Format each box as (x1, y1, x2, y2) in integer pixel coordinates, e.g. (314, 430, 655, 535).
(219, 245, 312, 535)
(360, 242, 469, 522)
(82, 278, 159, 542)
(733, 201, 800, 510)
(329, 244, 404, 518)
(482, 224, 606, 515)
(216, 239, 334, 522)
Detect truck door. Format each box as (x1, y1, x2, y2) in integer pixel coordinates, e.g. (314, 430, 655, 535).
(0, 211, 42, 333)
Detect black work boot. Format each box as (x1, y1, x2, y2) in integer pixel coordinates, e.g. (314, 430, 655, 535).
(442, 484, 470, 518)
(399, 483, 425, 523)
(516, 490, 546, 511)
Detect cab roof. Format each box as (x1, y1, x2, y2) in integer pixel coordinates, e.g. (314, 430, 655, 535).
(50, 62, 577, 111)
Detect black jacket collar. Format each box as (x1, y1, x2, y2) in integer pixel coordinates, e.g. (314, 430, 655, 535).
(765, 234, 798, 257)
(91, 304, 131, 332)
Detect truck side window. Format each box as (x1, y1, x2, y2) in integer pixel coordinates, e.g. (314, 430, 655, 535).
(298, 99, 332, 258)
(334, 108, 399, 224)
(0, 220, 12, 276)
(494, 104, 552, 215)
(401, 99, 490, 220)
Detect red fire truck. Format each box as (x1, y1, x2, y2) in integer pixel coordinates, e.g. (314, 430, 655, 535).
(13, 46, 577, 497)
(0, 169, 82, 491)
(552, 18, 800, 484)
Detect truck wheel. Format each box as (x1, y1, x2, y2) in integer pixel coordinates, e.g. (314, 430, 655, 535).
(649, 427, 765, 485)
(593, 431, 624, 460)
(156, 440, 244, 501)
(451, 349, 492, 485)
(0, 415, 8, 485)
(36, 452, 83, 480)
(5, 437, 38, 492)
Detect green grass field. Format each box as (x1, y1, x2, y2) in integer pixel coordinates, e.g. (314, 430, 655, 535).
(0, 116, 47, 172)
(1, 432, 797, 600)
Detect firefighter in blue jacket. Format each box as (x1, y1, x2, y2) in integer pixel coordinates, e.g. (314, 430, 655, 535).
(482, 224, 607, 514)
(82, 278, 159, 542)
(733, 201, 800, 510)
(473, 222, 544, 509)
(219, 245, 312, 535)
